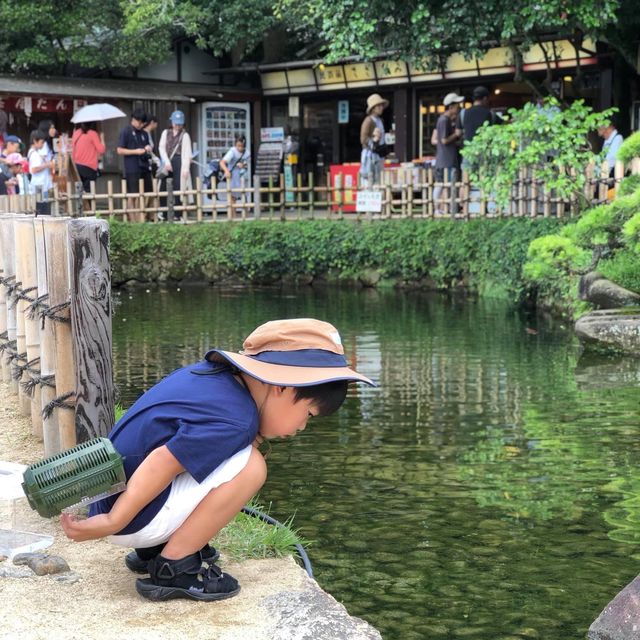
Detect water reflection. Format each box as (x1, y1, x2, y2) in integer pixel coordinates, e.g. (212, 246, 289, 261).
(112, 286, 640, 640)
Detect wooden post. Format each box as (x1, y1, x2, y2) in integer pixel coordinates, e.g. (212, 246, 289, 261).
(614, 160, 625, 196)
(136, 177, 143, 223)
(34, 218, 60, 456)
(107, 180, 114, 219)
(13, 216, 32, 416)
(308, 172, 315, 220)
(0, 215, 16, 387)
(598, 161, 609, 203)
(167, 177, 175, 223)
(43, 217, 76, 451)
(68, 218, 114, 441)
(121, 178, 128, 222)
(462, 170, 470, 219)
(279, 173, 285, 221)
(449, 169, 458, 217)
(74, 182, 84, 218)
(226, 178, 233, 221)
(196, 176, 203, 222)
(427, 167, 434, 218)
(253, 175, 261, 219)
(15, 217, 43, 438)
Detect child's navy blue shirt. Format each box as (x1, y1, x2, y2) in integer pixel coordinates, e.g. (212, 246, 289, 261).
(89, 360, 259, 534)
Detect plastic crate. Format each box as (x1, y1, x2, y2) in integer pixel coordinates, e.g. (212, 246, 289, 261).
(22, 438, 125, 518)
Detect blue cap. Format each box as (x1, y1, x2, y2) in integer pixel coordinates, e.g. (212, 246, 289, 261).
(170, 110, 185, 125)
(5, 135, 22, 144)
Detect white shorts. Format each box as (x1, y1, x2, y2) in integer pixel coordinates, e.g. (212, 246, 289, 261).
(108, 444, 253, 549)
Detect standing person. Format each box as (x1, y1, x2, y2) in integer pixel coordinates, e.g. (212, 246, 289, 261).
(359, 93, 389, 188)
(60, 318, 375, 602)
(144, 114, 161, 174)
(72, 122, 106, 201)
(37, 119, 58, 160)
(117, 108, 152, 222)
(598, 120, 624, 176)
(158, 110, 192, 221)
(0, 135, 22, 181)
(220, 134, 250, 215)
(28, 130, 55, 215)
(456, 86, 496, 164)
(433, 92, 464, 214)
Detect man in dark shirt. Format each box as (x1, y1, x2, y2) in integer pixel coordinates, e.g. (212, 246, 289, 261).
(117, 108, 152, 220)
(456, 86, 496, 169)
(433, 92, 464, 214)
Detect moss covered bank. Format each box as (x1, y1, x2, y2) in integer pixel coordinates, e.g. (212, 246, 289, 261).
(110, 218, 566, 303)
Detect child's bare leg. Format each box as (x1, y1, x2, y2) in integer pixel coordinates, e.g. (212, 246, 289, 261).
(161, 447, 266, 560)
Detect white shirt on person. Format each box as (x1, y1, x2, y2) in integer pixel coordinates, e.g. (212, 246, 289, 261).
(603, 129, 623, 172)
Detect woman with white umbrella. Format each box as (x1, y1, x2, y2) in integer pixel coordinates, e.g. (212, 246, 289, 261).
(72, 121, 106, 198)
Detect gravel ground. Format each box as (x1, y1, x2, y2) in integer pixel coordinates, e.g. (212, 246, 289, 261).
(0, 380, 311, 640)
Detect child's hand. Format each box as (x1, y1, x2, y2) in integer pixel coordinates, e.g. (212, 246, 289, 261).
(60, 512, 118, 542)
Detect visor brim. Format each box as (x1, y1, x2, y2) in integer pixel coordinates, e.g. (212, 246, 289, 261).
(206, 349, 377, 387)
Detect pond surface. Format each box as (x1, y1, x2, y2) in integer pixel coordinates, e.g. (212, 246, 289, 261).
(112, 286, 640, 640)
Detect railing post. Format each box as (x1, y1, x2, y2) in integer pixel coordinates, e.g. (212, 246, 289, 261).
(167, 177, 175, 223)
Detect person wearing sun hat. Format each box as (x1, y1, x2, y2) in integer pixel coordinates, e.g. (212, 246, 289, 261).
(61, 318, 375, 603)
(360, 93, 390, 188)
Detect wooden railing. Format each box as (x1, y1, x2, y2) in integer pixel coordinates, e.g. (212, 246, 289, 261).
(0, 159, 631, 222)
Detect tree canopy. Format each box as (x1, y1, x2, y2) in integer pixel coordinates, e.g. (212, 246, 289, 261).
(0, 0, 638, 78)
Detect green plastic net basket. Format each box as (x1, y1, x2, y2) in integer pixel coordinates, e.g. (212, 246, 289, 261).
(22, 437, 126, 518)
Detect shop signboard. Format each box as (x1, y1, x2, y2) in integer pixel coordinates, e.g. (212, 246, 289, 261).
(337, 100, 349, 124)
(344, 63, 376, 88)
(356, 190, 382, 213)
(260, 127, 285, 143)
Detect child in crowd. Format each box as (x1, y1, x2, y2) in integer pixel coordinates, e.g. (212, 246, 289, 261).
(0, 152, 26, 195)
(28, 130, 54, 215)
(61, 318, 375, 602)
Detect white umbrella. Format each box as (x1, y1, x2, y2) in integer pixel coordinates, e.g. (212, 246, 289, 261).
(71, 103, 127, 124)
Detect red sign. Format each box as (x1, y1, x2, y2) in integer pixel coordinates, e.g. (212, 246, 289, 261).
(0, 96, 78, 113)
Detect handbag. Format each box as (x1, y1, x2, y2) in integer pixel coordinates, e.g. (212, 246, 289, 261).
(156, 130, 184, 180)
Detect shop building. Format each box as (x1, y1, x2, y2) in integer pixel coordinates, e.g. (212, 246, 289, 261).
(259, 39, 608, 175)
(0, 41, 260, 188)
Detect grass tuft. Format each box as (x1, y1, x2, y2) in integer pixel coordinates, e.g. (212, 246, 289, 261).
(214, 498, 311, 561)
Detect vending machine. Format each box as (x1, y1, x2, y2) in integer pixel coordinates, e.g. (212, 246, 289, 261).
(199, 101, 252, 165)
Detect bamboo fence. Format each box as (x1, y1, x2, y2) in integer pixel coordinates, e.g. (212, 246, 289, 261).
(0, 159, 628, 222)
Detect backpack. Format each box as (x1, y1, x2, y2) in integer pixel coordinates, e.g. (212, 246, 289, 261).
(203, 159, 224, 188)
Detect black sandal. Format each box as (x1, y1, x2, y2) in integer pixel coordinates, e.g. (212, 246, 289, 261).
(135, 553, 240, 602)
(125, 543, 219, 574)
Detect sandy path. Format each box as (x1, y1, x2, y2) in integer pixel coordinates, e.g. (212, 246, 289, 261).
(0, 380, 310, 640)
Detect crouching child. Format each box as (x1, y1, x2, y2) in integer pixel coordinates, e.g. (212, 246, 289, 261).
(61, 318, 375, 602)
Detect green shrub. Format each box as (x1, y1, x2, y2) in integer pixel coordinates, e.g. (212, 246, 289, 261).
(462, 98, 614, 209)
(598, 250, 640, 294)
(109, 218, 564, 302)
(617, 131, 640, 165)
(617, 174, 640, 197)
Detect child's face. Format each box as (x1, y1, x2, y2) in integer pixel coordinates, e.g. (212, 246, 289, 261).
(259, 386, 318, 439)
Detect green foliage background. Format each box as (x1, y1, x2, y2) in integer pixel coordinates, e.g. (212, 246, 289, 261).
(109, 217, 565, 301)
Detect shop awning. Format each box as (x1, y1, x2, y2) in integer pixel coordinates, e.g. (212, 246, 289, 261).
(260, 39, 599, 95)
(0, 75, 258, 102)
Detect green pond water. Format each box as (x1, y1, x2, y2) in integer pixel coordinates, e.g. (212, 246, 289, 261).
(112, 286, 640, 640)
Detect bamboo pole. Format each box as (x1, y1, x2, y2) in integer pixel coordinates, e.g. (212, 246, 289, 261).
(0, 214, 16, 387)
(43, 217, 76, 451)
(13, 216, 31, 416)
(196, 176, 203, 222)
(34, 218, 60, 456)
(15, 217, 43, 438)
